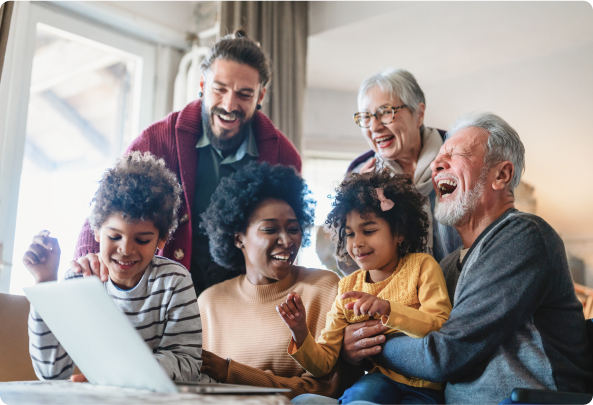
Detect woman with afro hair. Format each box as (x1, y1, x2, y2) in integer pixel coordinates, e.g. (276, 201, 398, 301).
(279, 170, 452, 404)
(198, 161, 362, 399)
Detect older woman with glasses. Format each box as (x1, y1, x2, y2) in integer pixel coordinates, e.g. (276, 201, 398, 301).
(348, 68, 462, 264)
(328, 70, 465, 375)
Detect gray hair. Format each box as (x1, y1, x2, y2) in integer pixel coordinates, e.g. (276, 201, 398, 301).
(357, 69, 426, 115)
(447, 112, 525, 191)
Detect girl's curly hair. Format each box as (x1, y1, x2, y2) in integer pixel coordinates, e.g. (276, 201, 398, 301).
(89, 151, 182, 240)
(325, 169, 428, 264)
(201, 161, 315, 270)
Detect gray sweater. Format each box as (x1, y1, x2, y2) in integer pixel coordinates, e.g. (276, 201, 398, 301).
(375, 209, 592, 404)
(28, 256, 202, 382)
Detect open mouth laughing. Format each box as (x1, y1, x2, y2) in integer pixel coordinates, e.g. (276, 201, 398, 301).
(112, 259, 139, 271)
(374, 134, 395, 148)
(271, 252, 294, 264)
(437, 179, 458, 198)
(211, 107, 245, 128)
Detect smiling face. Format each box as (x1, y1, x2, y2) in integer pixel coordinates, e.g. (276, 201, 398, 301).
(345, 210, 402, 277)
(200, 59, 266, 151)
(95, 214, 166, 289)
(236, 198, 302, 285)
(359, 87, 424, 161)
(431, 127, 490, 226)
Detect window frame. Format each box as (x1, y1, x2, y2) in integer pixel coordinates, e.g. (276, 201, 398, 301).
(0, 2, 157, 292)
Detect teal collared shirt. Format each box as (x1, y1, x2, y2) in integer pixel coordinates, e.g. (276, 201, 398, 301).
(195, 123, 259, 164)
(191, 122, 259, 295)
(193, 122, 259, 216)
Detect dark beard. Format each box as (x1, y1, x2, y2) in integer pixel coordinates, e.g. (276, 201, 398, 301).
(201, 105, 250, 152)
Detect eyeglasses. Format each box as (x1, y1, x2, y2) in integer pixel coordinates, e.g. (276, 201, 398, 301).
(353, 105, 407, 128)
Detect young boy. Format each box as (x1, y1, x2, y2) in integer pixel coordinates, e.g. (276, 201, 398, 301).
(25, 152, 203, 382)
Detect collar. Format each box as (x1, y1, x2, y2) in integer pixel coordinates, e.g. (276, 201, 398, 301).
(197, 120, 259, 164)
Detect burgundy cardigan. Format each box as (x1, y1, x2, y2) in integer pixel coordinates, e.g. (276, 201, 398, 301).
(74, 99, 302, 270)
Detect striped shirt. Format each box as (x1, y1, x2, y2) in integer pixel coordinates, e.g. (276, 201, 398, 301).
(28, 256, 202, 382)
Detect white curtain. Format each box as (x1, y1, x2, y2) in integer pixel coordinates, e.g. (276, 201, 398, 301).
(0, 1, 15, 84)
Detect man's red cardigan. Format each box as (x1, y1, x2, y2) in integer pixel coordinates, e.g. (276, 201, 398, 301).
(73, 99, 302, 270)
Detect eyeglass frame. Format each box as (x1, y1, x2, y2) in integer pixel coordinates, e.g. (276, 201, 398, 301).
(353, 104, 407, 128)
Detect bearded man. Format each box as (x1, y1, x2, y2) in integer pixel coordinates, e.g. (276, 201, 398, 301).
(340, 112, 592, 404)
(71, 31, 301, 296)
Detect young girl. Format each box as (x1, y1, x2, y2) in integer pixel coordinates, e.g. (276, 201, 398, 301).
(277, 170, 452, 404)
(25, 152, 203, 382)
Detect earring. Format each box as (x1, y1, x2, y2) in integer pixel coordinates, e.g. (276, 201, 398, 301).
(256, 104, 262, 110)
(398, 241, 402, 247)
(198, 91, 203, 98)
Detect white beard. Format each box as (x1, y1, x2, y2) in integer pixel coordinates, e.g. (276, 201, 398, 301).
(434, 171, 487, 227)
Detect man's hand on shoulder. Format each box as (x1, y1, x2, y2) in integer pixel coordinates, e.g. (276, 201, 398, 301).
(70, 253, 108, 282)
(341, 319, 388, 366)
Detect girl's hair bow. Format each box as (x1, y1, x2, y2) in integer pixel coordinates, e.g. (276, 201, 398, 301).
(375, 188, 395, 211)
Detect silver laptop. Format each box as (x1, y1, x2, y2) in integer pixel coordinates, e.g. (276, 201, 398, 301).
(24, 277, 289, 395)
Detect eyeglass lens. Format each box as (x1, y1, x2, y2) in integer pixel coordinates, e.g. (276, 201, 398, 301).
(356, 107, 395, 128)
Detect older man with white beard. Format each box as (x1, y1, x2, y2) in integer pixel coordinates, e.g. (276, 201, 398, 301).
(356, 112, 592, 404)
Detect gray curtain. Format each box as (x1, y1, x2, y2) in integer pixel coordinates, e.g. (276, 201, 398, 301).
(220, 1, 308, 153)
(0, 1, 15, 84)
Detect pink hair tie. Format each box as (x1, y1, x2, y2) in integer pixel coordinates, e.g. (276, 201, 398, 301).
(375, 188, 395, 211)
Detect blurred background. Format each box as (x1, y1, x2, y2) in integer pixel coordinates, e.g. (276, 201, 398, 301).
(0, 1, 592, 296)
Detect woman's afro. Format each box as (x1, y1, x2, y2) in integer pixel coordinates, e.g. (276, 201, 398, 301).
(201, 161, 315, 270)
(89, 151, 182, 240)
(325, 169, 429, 264)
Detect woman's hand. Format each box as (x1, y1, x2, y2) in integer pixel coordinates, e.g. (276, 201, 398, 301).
(341, 291, 390, 317)
(359, 158, 376, 174)
(276, 292, 308, 346)
(22, 231, 61, 284)
(201, 350, 228, 383)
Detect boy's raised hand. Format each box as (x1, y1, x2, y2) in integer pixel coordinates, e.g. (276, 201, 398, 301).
(22, 231, 61, 284)
(276, 292, 308, 346)
(341, 291, 390, 318)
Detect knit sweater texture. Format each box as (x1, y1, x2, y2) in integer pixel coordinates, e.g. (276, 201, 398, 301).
(376, 209, 593, 404)
(198, 266, 362, 399)
(73, 100, 301, 271)
(28, 256, 202, 382)
(290, 253, 451, 390)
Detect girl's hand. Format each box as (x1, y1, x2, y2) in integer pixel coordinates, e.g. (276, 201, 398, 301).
(276, 292, 308, 346)
(341, 291, 390, 317)
(22, 231, 61, 284)
(201, 350, 228, 383)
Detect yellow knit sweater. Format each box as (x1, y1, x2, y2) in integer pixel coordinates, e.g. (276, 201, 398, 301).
(198, 266, 362, 399)
(289, 253, 452, 390)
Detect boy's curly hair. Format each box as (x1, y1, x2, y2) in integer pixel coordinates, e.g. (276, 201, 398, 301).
(89, 151, 183, 240)
(325, 169, 428, 264)
(201, 161, 315, 270)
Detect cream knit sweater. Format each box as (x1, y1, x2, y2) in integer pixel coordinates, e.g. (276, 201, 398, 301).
(199, 266, 360, 399)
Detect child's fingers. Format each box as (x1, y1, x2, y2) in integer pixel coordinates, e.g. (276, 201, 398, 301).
(276, 305, 290, 321)
(293, 293, 306, 314)
(31, 234, 61, 255)
(27, 243, 49, 263)
(22, 251, 40, 266)
(98, 256, 108, 282)
(340, 291, 364, 301)
(358, 299, 373, 316)
(280, 301, 296, 320)
(284, 296, 300, 318)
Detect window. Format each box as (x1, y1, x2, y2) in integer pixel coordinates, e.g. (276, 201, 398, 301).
(0, 3, 156, 294)
(298, 158, 351, 274)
